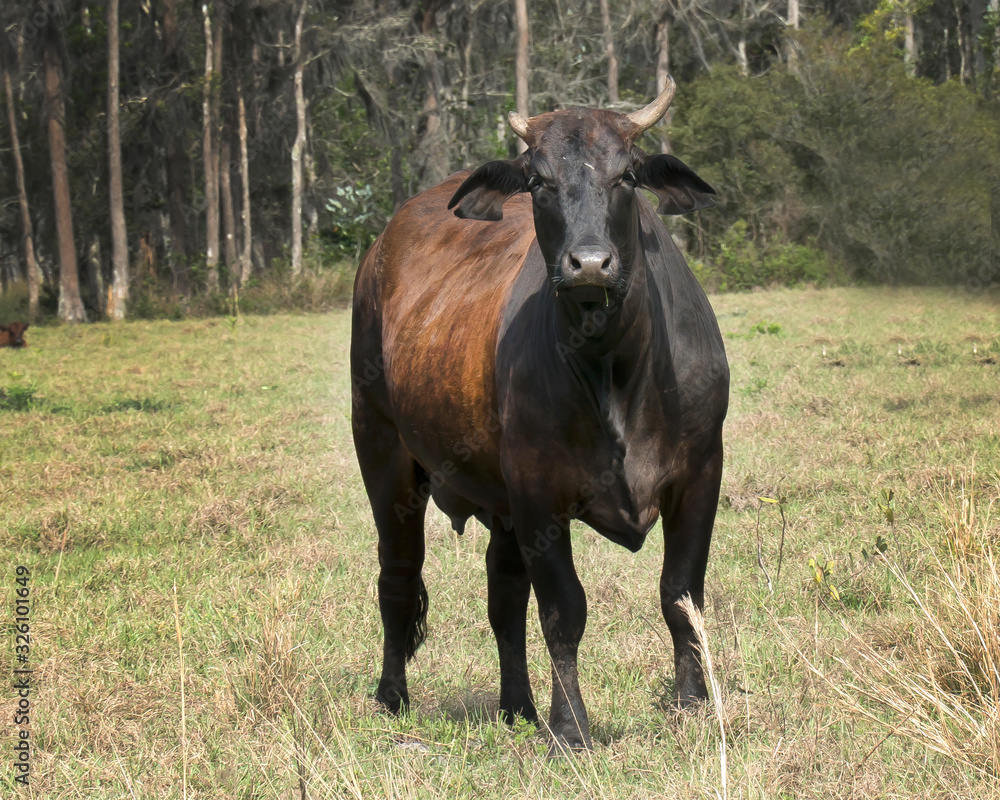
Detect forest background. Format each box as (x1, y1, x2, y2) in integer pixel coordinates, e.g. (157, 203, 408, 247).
(1, 0, 999, 323)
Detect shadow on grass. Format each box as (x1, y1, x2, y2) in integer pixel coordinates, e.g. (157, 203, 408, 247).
(0, 388, 176, 415)
(435, 689, 499, 724)
(101, 397, 175, 413)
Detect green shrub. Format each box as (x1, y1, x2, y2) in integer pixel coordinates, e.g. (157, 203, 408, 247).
(671, 23, 1000, 287)
(236, 264, 356, 315)
(696, 220, 845, 291)
(125, 239, 357, 320)
(0, 282, 30, 322)
(0, 386, 38, 412)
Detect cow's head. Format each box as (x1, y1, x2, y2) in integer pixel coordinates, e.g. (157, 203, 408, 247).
(448, 77, 714, 309)
(0, 322, 29, 348)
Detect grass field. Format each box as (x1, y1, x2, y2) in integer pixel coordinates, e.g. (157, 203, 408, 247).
(1, 286, 998, 799)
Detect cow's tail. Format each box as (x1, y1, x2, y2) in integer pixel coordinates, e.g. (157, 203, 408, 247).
(404, 577, 429, 662)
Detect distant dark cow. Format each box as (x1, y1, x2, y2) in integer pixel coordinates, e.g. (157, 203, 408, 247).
(0, 322, 29, 348)
(351, 77, 729, 749)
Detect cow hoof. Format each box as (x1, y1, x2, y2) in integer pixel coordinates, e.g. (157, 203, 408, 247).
(547, 732, 593, 757)
(500, 703, 538, 726)
(375, 681, 409, 714)
(675, 693, 708, 711)
(674, 658, 708, 708)
(675, 679, 708, 709)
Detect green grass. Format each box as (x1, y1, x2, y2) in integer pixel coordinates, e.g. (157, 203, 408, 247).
(1, 287, 999, 798)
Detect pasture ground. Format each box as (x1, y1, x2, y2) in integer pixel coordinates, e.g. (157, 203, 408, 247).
(1, 286, 998, 798)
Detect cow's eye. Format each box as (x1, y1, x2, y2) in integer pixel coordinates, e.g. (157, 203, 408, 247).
(527, 174, 544, 192)
(621, 169, 638, 187)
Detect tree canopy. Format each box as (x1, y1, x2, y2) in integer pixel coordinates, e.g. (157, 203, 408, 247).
(0, 0, 998, 320)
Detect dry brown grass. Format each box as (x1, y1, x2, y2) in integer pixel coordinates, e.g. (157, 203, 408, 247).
(4, 290, 1000, 797)
(793, 465, 1000, 783)
(681, 594, 729, 800)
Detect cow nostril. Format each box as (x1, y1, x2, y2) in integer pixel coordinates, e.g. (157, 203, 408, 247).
(565, 249, 614, 279)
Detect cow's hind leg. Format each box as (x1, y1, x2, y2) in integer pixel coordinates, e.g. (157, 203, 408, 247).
(354, 413, 430, 713)
(660, 440, 724, 707)
(486, 516, 537, 724)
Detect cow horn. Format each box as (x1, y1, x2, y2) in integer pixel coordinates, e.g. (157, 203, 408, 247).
(507, 110, 531, 140)
(625, 75, 677, 134)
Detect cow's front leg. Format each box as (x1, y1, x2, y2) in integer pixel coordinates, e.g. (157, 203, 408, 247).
(660, 440, 724, 706)
(514, 506, 591, 750)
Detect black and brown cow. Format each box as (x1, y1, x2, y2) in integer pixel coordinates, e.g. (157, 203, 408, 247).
(0, 322, 29, 348)
(351, 78, 729, 750)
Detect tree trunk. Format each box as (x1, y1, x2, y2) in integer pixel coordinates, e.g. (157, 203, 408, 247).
(945, 27, 952, 81)
(203, 5, 220, 289)
(165, 139, 190, 291)
(787, 0, 800, 70)
(107, 0, 129, 320)
(415, 1, 449, 189)
(163, 0, 190, 292)
(655, 7, 672, 154)
(599, 0, 618, 104)
(461, 14, 474, 110)
(88, 235, 105, 316)
(220, 132, 238, 287)
(971, 0, 987, 83)
(44, 21, 85, 323)
(212, 5, 226, 286)
(459, 5, 475, 166)
(238, 87, 252, 286)
(990, 0, 1000, 96)
(904, 11, 916, 75)
(391, 145, 406, 211)
(1, 39, 40, 319)
(305, 70, 319, 242)
(291, 0, 307, 278)
(514, 0, 529, 154)
(955, 0, 972, 84)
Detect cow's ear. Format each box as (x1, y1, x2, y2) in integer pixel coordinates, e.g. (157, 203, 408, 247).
(448, 153, 530, 221)
(632, 149, 716, 215)
(22, 324, 28, 331)
(0, 325, 7, 332)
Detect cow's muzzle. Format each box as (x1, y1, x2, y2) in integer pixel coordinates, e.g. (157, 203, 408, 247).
(556, 245, 621, 291)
